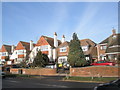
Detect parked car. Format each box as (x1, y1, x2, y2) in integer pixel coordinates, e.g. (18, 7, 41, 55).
(45, 65, 56, 69)
(94, 78, 120, 90)
(90, 60, 116, 66)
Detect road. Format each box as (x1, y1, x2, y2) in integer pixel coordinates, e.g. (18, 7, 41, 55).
(2, 76, 101, 89)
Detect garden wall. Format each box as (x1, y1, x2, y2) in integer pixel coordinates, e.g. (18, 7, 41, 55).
(10, 68, 57, 76)
(10, 68, 20, 74)
(70, 66, 120, 77)
(22, 68, 57, 76)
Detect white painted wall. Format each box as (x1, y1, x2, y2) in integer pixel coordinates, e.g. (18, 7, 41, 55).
(29, 45, 54, 63)
(58, 56, 67, 64)
(53, 49, 57, 61)
(54, 33, 58, 47)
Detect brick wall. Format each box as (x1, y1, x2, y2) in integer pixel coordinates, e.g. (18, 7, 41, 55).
(70, 66, 119, 77)
(10, 68, 21, 74)
(22, 68, 57, 76)
(10, 68, 57, 75)
(57, 46, 69, 57)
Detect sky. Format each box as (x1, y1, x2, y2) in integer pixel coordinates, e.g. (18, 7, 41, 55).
(1, 2, 118, 47)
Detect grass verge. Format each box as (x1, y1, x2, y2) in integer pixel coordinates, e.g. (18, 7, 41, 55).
(63, 76, 118, 83)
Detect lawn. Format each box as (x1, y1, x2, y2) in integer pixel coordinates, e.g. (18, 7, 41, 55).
(63, 76, 118, 83)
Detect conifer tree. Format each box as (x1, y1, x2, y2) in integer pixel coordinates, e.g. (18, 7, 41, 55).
(32, 51, 49, 67)
(68, 33, 86, 67)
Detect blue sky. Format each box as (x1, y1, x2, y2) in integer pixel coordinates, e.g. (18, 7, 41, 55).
(2, 2, 118, 47)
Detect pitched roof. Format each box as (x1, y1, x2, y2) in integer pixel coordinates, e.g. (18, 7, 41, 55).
(105, 34, 120, 53)
(99, 34, 120, 45)
(80, 39, 96, 47)
(38, 36, 61, 47)
(0, 44, 12, 54)
(80, 39, 97, 56)
(106, 46, 120, 53)
(20, 41, 30, 51)
(57, 41, 69, 48)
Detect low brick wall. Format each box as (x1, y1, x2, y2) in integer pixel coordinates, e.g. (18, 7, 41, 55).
(22, 68, 57, 76)
(70, 66, 120, 77)
(10, 68, 22, 74)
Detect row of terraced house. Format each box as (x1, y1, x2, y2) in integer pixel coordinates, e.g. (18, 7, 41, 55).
(0, 29, 120, 66)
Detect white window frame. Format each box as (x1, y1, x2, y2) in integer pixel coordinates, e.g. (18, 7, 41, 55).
(82, 46, 88, 51)
(60, 47, 67, 52)
(17, 50, 24, 55)
(40, 45, 48, 51)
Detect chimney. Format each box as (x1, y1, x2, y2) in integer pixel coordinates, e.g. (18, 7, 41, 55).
(62, 35, 65, 43)
(30, 40, 33, 51)
(11, 45, 15, 53)
(112, 29, 116, 35)
(54, 32, 58, 47)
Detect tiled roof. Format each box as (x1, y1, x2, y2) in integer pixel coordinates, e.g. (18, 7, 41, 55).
(20, 41, 30, 51)
(42, 36, 61, 47)
(0, 44, 12, 54)
(80, 39, 96, 46)
(57, 41, 69, 48)
(99, 34, 120, 45)
(105, 34, 120, 53)
(80, 39, 97, 56)
(106, 47, 120, 53)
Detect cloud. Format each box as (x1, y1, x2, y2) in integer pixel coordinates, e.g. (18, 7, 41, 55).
(74, 3, 102, 35)
(47, 3, 69, 34)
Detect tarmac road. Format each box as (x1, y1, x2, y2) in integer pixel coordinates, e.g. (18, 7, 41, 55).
(2, 76, 101, 89)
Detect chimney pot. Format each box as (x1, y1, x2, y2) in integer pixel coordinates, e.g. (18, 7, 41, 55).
(112, 29, 116, 35)
(62, 35, 65, 43)
(54, 32, 57, 36)
(30, 40, 33, 51)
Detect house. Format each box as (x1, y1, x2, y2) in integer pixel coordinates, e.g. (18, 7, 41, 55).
(80, 39, 97, 62)
(10, 41, 35, 64)
(97, 29, 120, 63)
(57, 37, 97, 64)
(0, 44, 15, 65)
(57, 35, 69, 64)
(29, 32, 62, 64)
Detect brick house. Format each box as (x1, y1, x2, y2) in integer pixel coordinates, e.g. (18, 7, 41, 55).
(57, 40, 69, 64)
(80, 39, 97, 62)
(10, 41, 35, 64)
(29, 32, 61, 64)
(97, 29, 120, 63)
(57, 38, 97, 64)
(0, 45, 15, 64)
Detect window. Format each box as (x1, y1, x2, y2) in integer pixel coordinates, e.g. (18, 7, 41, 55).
(86, 57, 89, 60)
(100, 45, 107, 50)
(2, 52, 7, 56)
(82, 46, 88, 51)
(60, 47, 67, 52)
(17, 50, 24, 55)
(40, 45, 48, 51)
(58, 56, 67, 64)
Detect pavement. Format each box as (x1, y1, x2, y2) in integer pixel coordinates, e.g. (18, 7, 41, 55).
(2, 76, 102, 89)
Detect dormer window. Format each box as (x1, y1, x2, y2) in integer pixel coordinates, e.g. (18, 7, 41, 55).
(100, 45, 107, 50)
(82, 46, 88, 51)
(60, 47, 67, 52)
(112, 35, 116, 39)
